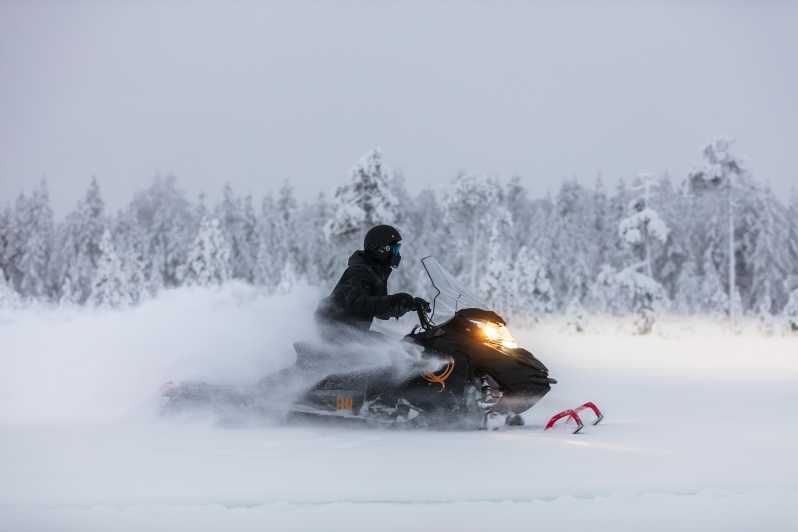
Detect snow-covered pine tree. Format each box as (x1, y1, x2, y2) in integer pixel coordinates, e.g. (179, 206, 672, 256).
(0, 206, 11, 285)
(301, 192, 338, 286)
(688, 139, 747, 322)
(613, 175, 669, 333)
(53, 178, 106, 304)
(480, 215, 513, 317)
(254, 193, 282, 291)
(275, 182, 302, 289)
(113, 210, 148, 304)
(276, 260, 298, 294)
(783, 289, 798, 332)
(618, 175, 670, 279)
(128, 175, 194, 292)
(216, 184, 259, 283)
(90, 229, 132, 308)
(698, 246, 729, 316)
(509, 246, 554, 320)
(182, 217, 231, 287)
(650, 174, 686, 302)
(546, 181, 596, 312)
(787, 190, 798, 291)
(744, 186, 789, 327)
(11, 182, 55, 300)
(0, 264, 21, 309)
(442, 174, 504, 293)
(325, 148, 400, 246)
(617, 266, 665, 334)
(673, 257, 702, 314)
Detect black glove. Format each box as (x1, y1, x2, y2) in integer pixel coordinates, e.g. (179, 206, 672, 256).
(388, 292, 416, 318)
(413, 297, 431, 314)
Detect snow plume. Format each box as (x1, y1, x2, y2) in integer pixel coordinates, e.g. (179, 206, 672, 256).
(0, 284, 445, 426)
(0, 283, 325, 425)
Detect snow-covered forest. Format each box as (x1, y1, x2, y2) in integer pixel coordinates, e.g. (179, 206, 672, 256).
(2, 139, 798, 331)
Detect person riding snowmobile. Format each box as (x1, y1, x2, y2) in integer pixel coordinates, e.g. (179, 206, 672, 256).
(315, 224, 430, 342)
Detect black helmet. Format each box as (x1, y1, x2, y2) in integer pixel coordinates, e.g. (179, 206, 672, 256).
(364, 224, 402, 268)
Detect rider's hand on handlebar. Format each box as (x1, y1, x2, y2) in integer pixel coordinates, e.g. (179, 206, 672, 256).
(413, 297, 431, 314)
(389, 293, 416, 317)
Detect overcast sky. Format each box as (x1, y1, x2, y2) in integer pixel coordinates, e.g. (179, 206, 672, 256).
(2, 1, 796, 215)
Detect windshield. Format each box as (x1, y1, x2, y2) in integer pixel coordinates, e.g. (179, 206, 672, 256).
(421, 256, 487, 323)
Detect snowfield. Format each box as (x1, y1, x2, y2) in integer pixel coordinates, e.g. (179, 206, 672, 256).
(1, 285, 796, 531)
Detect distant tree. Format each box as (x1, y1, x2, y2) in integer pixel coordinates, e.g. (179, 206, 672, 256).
(788, 191, 798, 287)
(274, 182, 302, 289)
(53, 178, 106, 304)
(10, 182, 55, 300)
(254, 193, 281, 290)
(480, 216, 513, 316)
(688, 139, 747, 322)
(326, 148, 400, 245)
(0, 264, 21, 309)
(128, 175, 194, 292)
(697, 246, 729, 316)
(0, 206, 11, 283)
(216, 184, 259, 283)
(510, 246, 554, 319)
(254, 186, 302, 292)
(546, 181, 597, 309)
(745, 186, 790, 324)
(783, 289, 798, 332)
(181, 217, 231, 286)
(673, 257, 701, 314)
(90, 229, 131, 308)
(443, 174, 506, 293)
(113, 210, 148, 304)
(597, 264, 664, 334)
(610, 175, 669, 333)
(618, 174, 670, 279)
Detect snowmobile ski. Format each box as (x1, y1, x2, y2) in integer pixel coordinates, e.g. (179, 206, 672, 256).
(544, 401, 604, 434)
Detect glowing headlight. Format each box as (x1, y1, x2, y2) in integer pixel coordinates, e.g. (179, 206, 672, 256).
(469, 320, 519, 350)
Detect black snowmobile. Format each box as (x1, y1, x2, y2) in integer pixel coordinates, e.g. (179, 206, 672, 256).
(163, 257, 599, 430)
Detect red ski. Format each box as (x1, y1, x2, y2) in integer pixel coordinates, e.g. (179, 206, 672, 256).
(544, 401, 604, 434)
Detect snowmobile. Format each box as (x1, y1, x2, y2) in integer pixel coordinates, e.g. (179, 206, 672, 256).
(162, 257, 602, 431)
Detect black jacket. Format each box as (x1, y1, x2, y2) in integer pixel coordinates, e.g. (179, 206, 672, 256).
(315, 250, 397, 334)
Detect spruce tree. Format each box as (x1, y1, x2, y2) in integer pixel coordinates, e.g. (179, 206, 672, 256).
(326, 149, 400, 245)
(182, 217, 231, 287)
(90, 229, 132, 308)
(52, 178, 106, 304)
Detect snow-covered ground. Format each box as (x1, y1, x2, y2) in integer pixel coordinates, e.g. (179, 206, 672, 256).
(1, 285, 797, 531)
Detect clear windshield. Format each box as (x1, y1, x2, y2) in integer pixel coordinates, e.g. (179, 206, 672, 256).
(421, 256, 487, 323)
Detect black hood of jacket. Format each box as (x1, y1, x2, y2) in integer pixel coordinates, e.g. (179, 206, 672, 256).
(348, 250, 392, 281)
(315, 249, 396, 335)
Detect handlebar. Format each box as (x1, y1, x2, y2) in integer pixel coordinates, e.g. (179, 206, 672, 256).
(416, 306, 433, 331)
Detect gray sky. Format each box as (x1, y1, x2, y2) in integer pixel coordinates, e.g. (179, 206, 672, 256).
(2, 1, 797, 215)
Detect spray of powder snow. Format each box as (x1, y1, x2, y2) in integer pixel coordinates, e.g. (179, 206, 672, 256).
(0, 283, 443, 426)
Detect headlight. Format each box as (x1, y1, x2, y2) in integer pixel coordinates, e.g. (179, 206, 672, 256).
(469, 319, 519, 350)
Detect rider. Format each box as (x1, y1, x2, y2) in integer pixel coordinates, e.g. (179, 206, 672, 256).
(315, 224, 430, 342)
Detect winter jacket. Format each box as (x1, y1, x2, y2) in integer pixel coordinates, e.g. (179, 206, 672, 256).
(315, 250, 398, 335)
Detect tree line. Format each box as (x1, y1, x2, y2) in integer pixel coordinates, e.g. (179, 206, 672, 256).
(1, 141, 798, 332)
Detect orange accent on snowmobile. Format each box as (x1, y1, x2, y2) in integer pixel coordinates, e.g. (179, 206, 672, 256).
(422, 358, 455, 391)
(336, 396, 353, 411)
